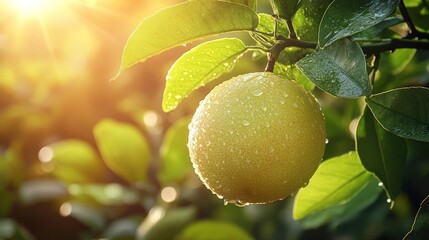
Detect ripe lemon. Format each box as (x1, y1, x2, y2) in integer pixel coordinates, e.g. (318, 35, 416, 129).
(188, 72, 326, 205)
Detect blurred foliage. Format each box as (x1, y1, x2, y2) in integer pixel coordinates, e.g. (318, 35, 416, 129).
(0, 0, 428, 240)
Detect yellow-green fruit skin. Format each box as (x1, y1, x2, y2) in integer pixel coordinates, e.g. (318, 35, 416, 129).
(188, 72, 326, 205)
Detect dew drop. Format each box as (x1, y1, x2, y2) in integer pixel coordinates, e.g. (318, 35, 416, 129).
(387, 198, 392, 203)
(175, 95, 182, 99)
(242, 120, 250, 126)
(252, 89, 263, 97)
(205, 141, 211, 147)
(262, 106, 267, 111)
(325, 139, 329, 144)
(293, 103, 298, 108)
(378, 182, 383, 187)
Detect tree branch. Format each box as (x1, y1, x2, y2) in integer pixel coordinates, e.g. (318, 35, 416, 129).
(399, 0, 429, 40)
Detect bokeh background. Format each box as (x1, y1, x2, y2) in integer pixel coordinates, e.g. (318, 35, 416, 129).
(1, 1, 428, 240)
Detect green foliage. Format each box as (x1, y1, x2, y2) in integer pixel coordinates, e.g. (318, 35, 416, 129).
(318, 0, 400, 47)
(117, 0, 258, 76)
(93, 119, 151, 185)
(366, 87, 429, 142)
(49, 139, 107, 184)
(158, 118, 193, 185)
(404, 196, 429, 239)
(356, 108, 407, 200)
(293, 152, 375, 220)
(178, 220, 253, 240)
(296, 38, 370, 98)
(163, 38, 247, 112)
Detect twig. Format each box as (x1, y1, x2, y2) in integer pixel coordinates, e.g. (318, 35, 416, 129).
(399, 0, 429, 39)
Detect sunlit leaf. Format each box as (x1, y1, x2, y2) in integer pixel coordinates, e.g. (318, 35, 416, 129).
(163, 38, 247, 112)
(366, 87, 429, 142)
(49, 139, 106, 184)
(293, 152, 373, 220)
(101, 215, 144, 240)
(159, 118, 193, 185)
(19, 180, 68, 205)
(379, 49, 417, 75)
(404, 195, 429, 240)
(356, 108, 407, 199)
(296, 38, 371, 98)
(63, 201, 106, 230)
(116, 0, 258, 76)
(225, 0, 256, 9)
(256, 13, 289, 37)
(274, 63, 315, 91)
(178, 220, 253, 240)
(299, 177, 381, 229)
(93, 119, 151, 184)
(319, 0, 400, 47)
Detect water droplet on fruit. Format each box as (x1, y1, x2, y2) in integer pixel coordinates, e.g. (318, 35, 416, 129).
(242, 120, 250, 126)
(175, 95, 182, 99)
(252, 89, 263, 96)
(262, 106, 267, 111)
(205, 141, 211, 147)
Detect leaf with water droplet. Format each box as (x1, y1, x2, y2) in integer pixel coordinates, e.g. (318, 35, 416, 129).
(356, 107, 407, 200)
(163, 38, 247, 112)
(366, 87, 429, 142)
(296, 38, 370, 98)
(293, 152, 375, 220)
(319, 0, 400, 47)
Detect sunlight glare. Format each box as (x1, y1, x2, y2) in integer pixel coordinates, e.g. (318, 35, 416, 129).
(10, 0, 56, 15)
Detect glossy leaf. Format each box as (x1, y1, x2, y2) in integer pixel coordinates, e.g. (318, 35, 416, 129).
(269, 0, 299, 19)
(354, 16, 403, 39)
(296, 38, 371, 98)
(49, 140, 106, 184)
(274, 63, 315, 91)
(293, 152, 373, 219)
(178, 220, 253, 240)
(226, 0, 256, 9)
(319, 0, 400, 47)
(116, 0, 258, 76)
(158, 118, 193, 185)
(300, 177, 381, 229)
(163, 38, 247, 112)
(379, 49, 417, 75)
(356, 108, 407, 199)
(366, 87, 429, 142)
(404, 195, 429, 240)
(93, 119, 151, 184)
(293, 0, 333, 42)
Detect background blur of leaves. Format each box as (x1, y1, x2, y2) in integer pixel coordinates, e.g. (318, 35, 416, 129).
(0, 1, 428, 240)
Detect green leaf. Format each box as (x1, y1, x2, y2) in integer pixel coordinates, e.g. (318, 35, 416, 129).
(404, 195, 429, 240)
(67, 184, 139, 206)
(49, 140, 106, 184)
(225, 0, 256, 9)
(379, 48, 417, 75)
(269, 0, 300, 19)
(178, 220, 253, 240)
(366, 87, 429, 142)
(356, 108, 407, 199)
(293, 152, 373, 220)
(163, 38, 247, 112)
(274, 63, 315, 91)
(116, 0, 258, 77)
(138, 207, 196, 240)
(256, 13, 289, 37)
(93, 119, 151, 184)
(293, 0, 333, 42)
(299, 177, 381, 229)
(296, 38, 371, 98)
(354, 16, 404, 39)
(158, 118, 193, 185)
(319, 0, 400, 47)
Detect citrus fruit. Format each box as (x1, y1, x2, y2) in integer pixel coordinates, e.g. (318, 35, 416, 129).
(188, 72, 326, 205)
